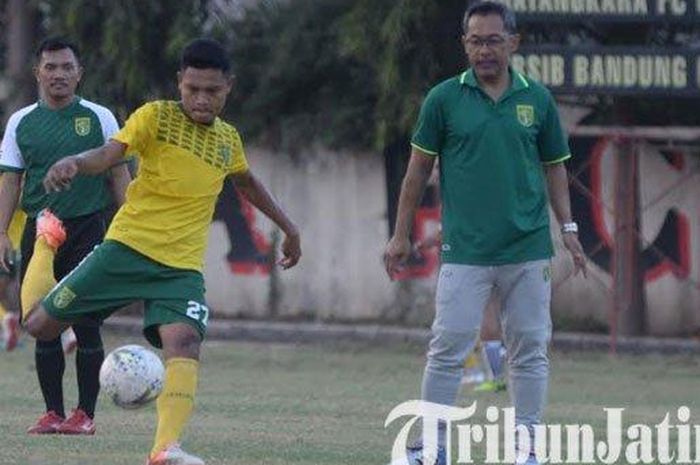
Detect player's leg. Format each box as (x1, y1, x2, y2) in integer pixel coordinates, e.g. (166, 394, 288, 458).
(53, 211, 106, 434)
(474, 295, 507, 392)
(145, 298, 208, 465)
(0, 271, 20, 352)
(497, 260, 552, 463)
(414, 263, 493, 462)
(20, 210, 69, 433)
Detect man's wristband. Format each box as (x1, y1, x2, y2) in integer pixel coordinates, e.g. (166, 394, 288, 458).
(561, 222, 578, 234)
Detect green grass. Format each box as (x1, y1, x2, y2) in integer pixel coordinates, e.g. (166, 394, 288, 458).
(0, 335, 698, 465)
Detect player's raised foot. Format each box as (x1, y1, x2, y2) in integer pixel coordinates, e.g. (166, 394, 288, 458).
(26, 410, 64, 434)
(61, 327, 77, 354)
(2, 313, 20, 352)
(56, 408, 95, 435)
(36, 209, 66, 250)
(148, 443, 204, 465)
(387, 443, 446, 465)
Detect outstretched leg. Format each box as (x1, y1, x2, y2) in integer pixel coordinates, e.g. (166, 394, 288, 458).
(148, 322, 204, 465)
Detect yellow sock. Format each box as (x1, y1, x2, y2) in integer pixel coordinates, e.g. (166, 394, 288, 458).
(20, 238, 57, 320)
(151, 358, 199, 456)
(0, 302, 7, 319)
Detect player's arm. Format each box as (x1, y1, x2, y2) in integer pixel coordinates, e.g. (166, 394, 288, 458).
(383, 147, 435, 278)
(544, 162, 587, 277)
(107, 162, 132, 207)
(0, 173, 21, 272)
(43, 140, 127, 193)
(230, 170, 301, 269)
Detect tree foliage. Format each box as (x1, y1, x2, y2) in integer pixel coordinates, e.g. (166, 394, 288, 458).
(1, 0, 697, 149)
(220, 0, 378, 151)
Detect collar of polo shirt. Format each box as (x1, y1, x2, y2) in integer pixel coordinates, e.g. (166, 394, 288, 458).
(459, 66, 529, 95)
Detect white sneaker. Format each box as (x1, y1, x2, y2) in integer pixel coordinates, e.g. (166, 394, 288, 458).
(147, 443, 205, 465)
(61, 327, 77, 354)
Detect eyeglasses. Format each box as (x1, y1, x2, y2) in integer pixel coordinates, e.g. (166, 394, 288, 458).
(464, 35, 507, 51)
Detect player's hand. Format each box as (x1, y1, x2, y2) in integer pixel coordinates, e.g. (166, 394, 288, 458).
(278, 231, 301, 269)
(562, 233, 587, 278)
(384, 235, 411, 280)
(44, 156, 80, 193)
(0, 233, 13, 273)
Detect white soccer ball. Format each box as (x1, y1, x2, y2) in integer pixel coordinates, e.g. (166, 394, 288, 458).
(99, 344, 164, 409)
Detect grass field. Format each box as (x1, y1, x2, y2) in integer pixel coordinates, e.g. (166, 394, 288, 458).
(0, 333, 699, 465)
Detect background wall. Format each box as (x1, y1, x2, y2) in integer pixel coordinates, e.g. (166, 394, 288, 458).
(203, 140, 700, 336)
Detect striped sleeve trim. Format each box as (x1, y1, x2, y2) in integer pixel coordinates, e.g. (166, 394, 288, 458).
(543, 153, 572, 165)
(410, 142, 439, 156)
(0, 164, 24, 173)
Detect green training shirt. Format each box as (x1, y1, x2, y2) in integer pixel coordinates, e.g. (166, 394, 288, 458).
(0, 97, 119, 218)
(411, 68, 571, 265)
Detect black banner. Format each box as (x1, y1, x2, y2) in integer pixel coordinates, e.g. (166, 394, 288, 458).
(503, 0, 700, 21)
(513, 47, 699, 95)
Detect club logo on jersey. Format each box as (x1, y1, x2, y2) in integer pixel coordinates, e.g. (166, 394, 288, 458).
(516, 105, 535, 128)
(74, 117, 91, 136)
(543, 265, 551, 282)
(218, 145, 232, 165)
(53, 286, 77, 309)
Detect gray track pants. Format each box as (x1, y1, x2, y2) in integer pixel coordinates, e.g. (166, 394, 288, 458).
(422, 260, 552, 442)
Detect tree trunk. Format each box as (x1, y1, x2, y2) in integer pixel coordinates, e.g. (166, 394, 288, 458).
(4, 0, 35, 122)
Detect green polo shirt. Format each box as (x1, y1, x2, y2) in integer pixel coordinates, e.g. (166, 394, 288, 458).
(411, 68, 570, 265)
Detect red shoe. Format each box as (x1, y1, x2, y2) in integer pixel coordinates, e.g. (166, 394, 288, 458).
(27, 410, 64, 434)
(36, 209, 66, 250)
(57, 408, 96, 435)
(2, 313, 20, 352)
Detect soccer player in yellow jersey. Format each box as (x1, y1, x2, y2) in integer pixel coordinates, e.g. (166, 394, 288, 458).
(24, 38, 302, 465)
(0, 206, 25, 351)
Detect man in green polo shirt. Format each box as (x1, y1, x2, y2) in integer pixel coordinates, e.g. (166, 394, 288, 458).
(0, 37, 130, 435)
(384, 3, 586, 465)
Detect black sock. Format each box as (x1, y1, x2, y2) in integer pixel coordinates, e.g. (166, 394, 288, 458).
(35, 338, 65, 418)
(73, 324, 104, 419)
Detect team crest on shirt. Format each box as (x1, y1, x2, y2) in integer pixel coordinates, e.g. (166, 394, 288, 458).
(218, 145, 232, 165)
(53, 286, 76, 309)
(74, 117, 91, 136)
(516, 105, 535, 128)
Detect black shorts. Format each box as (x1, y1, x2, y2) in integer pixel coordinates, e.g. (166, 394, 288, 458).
(20, 210, 107, 283)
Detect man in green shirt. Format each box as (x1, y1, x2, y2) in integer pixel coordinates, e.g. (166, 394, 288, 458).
(384, 3, 586, 464)
(0, 37, 130, 435)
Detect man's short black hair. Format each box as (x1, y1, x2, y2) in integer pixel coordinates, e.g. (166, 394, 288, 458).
(180, 38, 230, 73)
(35, 37, 80, 62)
(463, 1, 517, 34)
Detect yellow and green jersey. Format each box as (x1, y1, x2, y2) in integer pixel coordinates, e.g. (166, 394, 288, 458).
(108, 101, 249, 271)
(412, 68, 571, 265)
(0, 97, 119, 218)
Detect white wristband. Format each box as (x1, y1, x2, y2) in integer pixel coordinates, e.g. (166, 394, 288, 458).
(561, 222, 578, 234)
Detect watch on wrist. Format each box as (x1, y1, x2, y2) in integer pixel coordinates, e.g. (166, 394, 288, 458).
(561, 222, 578, 234)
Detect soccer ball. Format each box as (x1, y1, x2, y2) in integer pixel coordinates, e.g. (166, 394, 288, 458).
(99, 344, 164, 409)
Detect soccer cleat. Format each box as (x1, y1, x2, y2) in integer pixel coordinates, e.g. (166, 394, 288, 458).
(56, 408, 95, 435)
(515, 452, 540, 465)
(61, 327, 77, 354)
(2, 313, 20, 352)
(387, 443, 447, 465)
(147, 443, 205, 465)
(26, 410, 64, 434)
(36, 209, 66, 250)
(474, 379, 507, 393)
